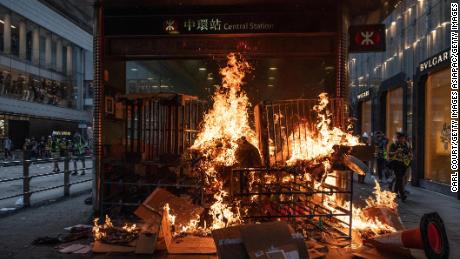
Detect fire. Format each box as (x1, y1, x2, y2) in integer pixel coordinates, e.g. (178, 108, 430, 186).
(92, 215, 138, 241)
(191, 52, 257, 165)
(286, 93, 360, 166)
(190, 53, 255, 231)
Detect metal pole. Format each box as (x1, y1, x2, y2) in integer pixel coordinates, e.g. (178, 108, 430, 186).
(64, 155, 70, 197)
(22, 159, 30, 208)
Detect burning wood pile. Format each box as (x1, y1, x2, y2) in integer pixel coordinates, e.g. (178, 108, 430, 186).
(89, 52, 449, 258)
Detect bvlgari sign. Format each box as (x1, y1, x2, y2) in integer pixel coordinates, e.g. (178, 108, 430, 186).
(419, 49, 451, 73)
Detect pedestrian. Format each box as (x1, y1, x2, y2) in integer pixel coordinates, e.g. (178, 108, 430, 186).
(51, 136, 61, 172)
(387, 132, 412, 201)
(45, 136, 52, 158)
(358, 132, 370, 184)
(4, 136, 12, 160)
(373, 131, 388, 182)
(23, 138, 33, 161)
(72, 133, 86, 176)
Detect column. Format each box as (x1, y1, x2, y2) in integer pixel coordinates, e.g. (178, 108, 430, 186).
(3, 14, 11, 54)
(66, 45, 72, 76)
(19, 20, 27, 59)
(45, 33, 52, 68)
(56, 39, 62, 72)
(32, 27, 40, 65)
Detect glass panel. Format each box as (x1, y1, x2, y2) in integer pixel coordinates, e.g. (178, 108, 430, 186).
(424, 69, 450, 184)
(361, 99, 371, 138)
(125, 57, 337, 101)
(385, 87, 403, 143)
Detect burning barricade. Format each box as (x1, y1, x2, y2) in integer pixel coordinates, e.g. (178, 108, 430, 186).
(86, 52, 448, 259)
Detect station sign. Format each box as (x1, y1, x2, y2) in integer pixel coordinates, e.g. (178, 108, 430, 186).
(104, 13, 336, 36)
(349, 24, 386, 53)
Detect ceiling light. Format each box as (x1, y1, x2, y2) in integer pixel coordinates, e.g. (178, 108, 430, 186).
(147, 77, 153, 80)
(130, 68, 138, 72)
(160, 85, 169, 88)
(199, 67, 207, 71)
(268, 77, 275, 80)
(268, 84, 274, 87)
(269, 67, 277, 71)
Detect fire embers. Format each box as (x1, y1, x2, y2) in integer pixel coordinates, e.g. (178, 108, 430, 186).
(92, 215, 139, 244)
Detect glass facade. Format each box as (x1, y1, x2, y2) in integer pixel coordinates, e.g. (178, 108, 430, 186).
(0, 4, 86, 110)
(424, 68, 450, 184)
(385, 87, 404, 143)
(360, 100, 371, 137)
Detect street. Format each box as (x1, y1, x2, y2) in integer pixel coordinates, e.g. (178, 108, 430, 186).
(0, 160, 93, 211)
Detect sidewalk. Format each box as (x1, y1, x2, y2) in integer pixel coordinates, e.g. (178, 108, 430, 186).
(0, 192, 92, 259)
(354, 175, 460, 258)
(0, 177, 459, 259)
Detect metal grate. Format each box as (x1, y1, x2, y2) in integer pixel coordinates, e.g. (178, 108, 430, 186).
(255, 98, 346, 166)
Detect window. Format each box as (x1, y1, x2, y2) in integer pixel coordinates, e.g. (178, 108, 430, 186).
(361, 100, 372, 138)
(385, 87, 403, 142)
(424, 69, 450, 184)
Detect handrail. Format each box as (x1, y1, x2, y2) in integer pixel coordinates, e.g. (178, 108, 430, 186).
(0, 156, 93, 206)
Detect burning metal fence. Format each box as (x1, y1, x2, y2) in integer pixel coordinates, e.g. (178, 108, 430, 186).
(255, 98, 346, 166)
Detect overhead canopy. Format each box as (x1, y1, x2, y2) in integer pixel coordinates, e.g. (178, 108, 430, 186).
(99, 0, 399, 24)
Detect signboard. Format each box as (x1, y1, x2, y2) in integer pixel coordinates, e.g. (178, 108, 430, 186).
(104, 13, 336, 36)
(419, 49, 451, 73)
(349, 24, 386, 53)
(357, 89, 371, 101)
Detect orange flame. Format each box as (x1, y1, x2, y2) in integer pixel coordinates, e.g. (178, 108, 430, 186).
(190, 53, 255, 231)
(286, 93, 360, 165)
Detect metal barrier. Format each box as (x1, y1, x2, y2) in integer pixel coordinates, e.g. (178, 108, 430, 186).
(0, 156, 93, 207)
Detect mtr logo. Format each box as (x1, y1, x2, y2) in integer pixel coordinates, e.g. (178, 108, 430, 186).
(349, 24, 386, 53)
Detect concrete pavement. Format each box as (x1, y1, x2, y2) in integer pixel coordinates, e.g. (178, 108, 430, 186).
(0, 160, 93, 210)
(0, 174, 459, 258)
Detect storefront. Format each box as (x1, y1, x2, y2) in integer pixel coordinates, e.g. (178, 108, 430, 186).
(0, 114, 79, 150)
(355, 89, 373, 140)
(378, 73, 408, 144)
(412, 49, 456, 198)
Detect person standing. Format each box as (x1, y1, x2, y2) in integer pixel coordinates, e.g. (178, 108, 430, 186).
(4, 137, 12, 160)
(358, 132, 370, 184)
(72, 133, 86, 176)
(51, 136, 61, 172)
(388, 132, 412, 201)
(373, 131, 389, 182)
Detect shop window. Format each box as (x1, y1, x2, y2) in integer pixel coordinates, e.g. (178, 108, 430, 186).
(385, 87, 403, 142)
(425, 69, 450, 184)
(360, 99, 371, 138)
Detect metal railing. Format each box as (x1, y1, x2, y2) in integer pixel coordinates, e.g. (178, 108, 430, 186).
(0, 155, 93, 208)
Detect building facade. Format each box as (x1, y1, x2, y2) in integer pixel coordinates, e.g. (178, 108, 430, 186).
(349, 0, 455, 198)
(0, 0, 93, 150)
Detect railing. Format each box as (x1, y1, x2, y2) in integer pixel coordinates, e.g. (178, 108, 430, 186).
(0, 156, 93, 208)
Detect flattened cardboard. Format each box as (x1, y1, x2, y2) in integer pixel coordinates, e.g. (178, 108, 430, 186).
(92, 240, 136, 253)
(135, 188, 204, 227)
(161, 207, 216, 254)
(212, 225, 249, 259)
(241, 222, 309, 259)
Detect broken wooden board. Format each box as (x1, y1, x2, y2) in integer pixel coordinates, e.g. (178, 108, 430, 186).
(135, 188, 204, 227)
(161, 207, 216, 254)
